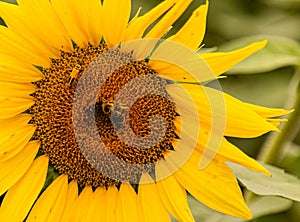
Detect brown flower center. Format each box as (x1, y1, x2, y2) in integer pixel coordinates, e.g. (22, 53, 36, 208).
(30, 43, 177, 188)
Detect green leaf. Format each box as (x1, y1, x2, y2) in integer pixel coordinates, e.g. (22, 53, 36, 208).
(243, 196, 293, 221)
(228, 162, 300, 202)
(279, 142, 300, 178)
(186, 195, 292, 222)
(218, 35, 300, 74)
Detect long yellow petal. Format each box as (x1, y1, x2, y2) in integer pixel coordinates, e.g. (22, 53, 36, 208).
(27, 174, 68, 222)
(50, 0, 87, 48)
(0, 114, 31, 138)
(244, 103, 291, 118)
(69, 186, 93, 222)
(85, 187, 106, 222)
(0, 155, 48, 222)
(51, 0, 102, 47)
(215, 138, 270, 176)
(83, 0, 103, 46)
(168, 84, 279, 138)
(124, 0, 177, 40)
(200, 41, 267, 76)
(155, 162, 194, 222)
(59, 180, 78, 222)
(0, 141, 39, 196)
(138, 173, 171, 222)
(0, 81, 36, 98)
(168, 151, 252, 219)
(149, 40, 215, 83)
(0, 97, 34, 119)
(116, 183, 138, 222)
(168, 1, 208, 51)
(102, 0, 131, 47)
(17, 0, 73, 52)
(146, 0, 192, 38)
(0, 52, 44, 81)
(0, 70, 43, 83)
(104, 186, 118, 222)
(0, 125, 36, 162)
(0, 1, 61, 58)
(0, 26, 51, 67)
(220, 88, 281, 137)
(0, 60, 39, 76)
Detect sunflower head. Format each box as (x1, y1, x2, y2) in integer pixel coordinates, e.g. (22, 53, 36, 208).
(0, 0, 289, 221)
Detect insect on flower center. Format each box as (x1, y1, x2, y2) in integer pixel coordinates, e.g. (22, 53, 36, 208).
(30, 43, 178, 188)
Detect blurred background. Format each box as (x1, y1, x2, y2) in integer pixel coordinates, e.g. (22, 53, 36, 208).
(1, 0, 300, 221)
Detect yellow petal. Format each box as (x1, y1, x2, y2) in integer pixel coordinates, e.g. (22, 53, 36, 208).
(0, 57, 39, 74)
(155, 162, 195, 222)
(0, 155, 48, 222)
(168, 1, 208, 51)
(149, 40, 215, 83)
(59, 180, 78, 222)
(27, 174, 68, 222)
(244, 103, 291, 118)
(0, 1, 62, 58)
(267, 118, 287, 127)
(0, 125, 36, 162)
(0, 81, 36, 98)
(85, 187, 106, 222)
(146, 0, 192, 38)
(51, 0, 102, 47)
(168, 151, 252, 219)
(220, 88, 280, 137)
(0, 68, 43, 83)
(17, 0, 73, 52)
(215, 138, 270, 176)
(169, 84, 279, 138)
(50, 0, 87, 48)
(0, 114, 32, 138)
(83, 0, 103, 46)
(104, 186, 118, 222)
(200, 40, 267, 76)
(0, 141, 39, 196)
(0, 97, 34, 119)
(102, 0, 131, 47)
(0, 26, 51, 67)
(124, 0, 177, 40)
(116, 183, 138, 222)
(69, 186, 93, 222)
(168, 83, 223, 168)
(0, 52, 44, 82)
(138, 173, 171, 222)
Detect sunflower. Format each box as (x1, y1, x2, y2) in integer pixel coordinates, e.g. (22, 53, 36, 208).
(0, 0, 289, 221)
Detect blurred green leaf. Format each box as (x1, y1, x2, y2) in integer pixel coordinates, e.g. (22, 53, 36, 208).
(279, 142, 300, 178)
(218, 35, 300, 74)
(229, 162, 300, 202)
(246, 196, 293, 221)
(187, 195, 292, 222)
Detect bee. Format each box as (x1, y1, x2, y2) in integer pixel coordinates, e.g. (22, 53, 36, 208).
(101, 101, 114, 115)
(102, 101, 129, 129)
(68, 64, 82, 86)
